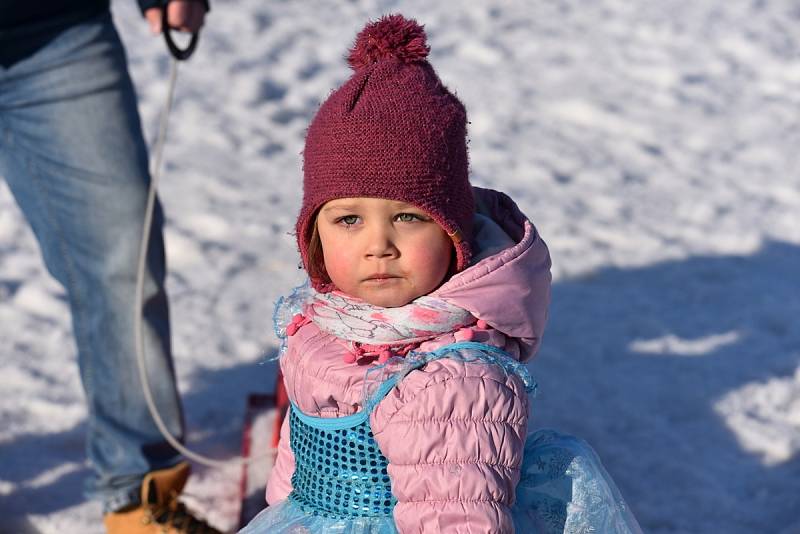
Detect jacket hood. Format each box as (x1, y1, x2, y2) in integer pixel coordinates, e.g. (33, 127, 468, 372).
(431, 187, 552, 362)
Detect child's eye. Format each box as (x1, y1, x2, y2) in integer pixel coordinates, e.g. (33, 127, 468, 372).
(337, 215, 360, 226)
(395, 213, 423, 222)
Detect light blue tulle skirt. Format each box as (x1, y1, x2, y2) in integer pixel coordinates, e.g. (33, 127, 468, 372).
(239, 429, 641, 534)
(240, 501, 397, 534)
(511, 429, 642, 533)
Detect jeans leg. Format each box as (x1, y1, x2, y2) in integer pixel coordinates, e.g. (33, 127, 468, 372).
(0, 12, 185, 512)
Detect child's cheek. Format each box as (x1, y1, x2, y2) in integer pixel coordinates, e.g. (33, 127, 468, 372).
(323, 249, 354, 287)
(412, 239, 453, 286)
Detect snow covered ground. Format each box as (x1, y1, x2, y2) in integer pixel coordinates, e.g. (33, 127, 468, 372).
(1, 1, 798, 532)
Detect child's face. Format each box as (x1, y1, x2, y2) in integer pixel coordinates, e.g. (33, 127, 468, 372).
(316, 197, 453, 307)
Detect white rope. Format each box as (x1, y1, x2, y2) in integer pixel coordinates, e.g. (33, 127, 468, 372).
(135, 58, 275, 468)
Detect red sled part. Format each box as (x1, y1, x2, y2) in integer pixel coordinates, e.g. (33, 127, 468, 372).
(238, 371, 290, 528)
(272, 369, 290, 448)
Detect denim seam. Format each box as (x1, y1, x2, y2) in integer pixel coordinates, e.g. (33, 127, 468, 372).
(24, 155, 90, 385)
(23, 149, 95, 450)
(0, 115, 8, 146)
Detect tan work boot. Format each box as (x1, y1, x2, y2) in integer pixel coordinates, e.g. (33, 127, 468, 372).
(104, 462, 223, 533)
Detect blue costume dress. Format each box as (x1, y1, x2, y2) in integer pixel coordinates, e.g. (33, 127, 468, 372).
(240, 343, 641, 533)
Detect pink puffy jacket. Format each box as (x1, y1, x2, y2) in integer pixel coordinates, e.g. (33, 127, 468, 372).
(266, 188, 552, 533)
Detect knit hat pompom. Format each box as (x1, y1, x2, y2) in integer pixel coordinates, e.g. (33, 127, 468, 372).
(347, 14, 430, 71)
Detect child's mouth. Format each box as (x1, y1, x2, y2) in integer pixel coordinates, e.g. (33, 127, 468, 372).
(364, 274, 400, 284)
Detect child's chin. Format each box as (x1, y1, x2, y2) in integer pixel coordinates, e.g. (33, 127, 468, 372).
(361, 291, 415, 308)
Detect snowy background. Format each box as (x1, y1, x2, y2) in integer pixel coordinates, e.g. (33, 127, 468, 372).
(1, 0, 799, 532)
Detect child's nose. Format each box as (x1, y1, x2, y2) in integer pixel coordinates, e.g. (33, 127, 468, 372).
(364, 226, 398, 258)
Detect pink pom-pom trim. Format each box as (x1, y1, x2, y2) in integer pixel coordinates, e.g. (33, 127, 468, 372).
(454, 328, 475, 342)
(378, 349, 393, 364)
(347, 14, 430, 71)
(286, 314, 311, 337)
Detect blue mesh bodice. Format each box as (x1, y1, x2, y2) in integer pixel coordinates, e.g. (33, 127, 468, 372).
(288, 404, 396, 519)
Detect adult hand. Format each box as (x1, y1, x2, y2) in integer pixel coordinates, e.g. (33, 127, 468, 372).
(145, 1, 206, 35)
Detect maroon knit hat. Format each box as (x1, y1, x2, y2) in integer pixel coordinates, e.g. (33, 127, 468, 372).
(296, 14, 474, 290)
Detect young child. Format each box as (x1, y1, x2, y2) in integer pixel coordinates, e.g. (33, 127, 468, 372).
(241, 14, 641, 534)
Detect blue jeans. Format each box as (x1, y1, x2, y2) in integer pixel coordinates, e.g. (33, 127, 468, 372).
(0, 10, 185, 512)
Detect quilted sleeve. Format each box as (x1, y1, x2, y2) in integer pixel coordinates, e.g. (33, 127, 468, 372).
(371, 358, 530, 533)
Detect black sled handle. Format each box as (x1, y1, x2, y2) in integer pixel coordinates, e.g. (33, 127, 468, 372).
(161, 2, 199, 61)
